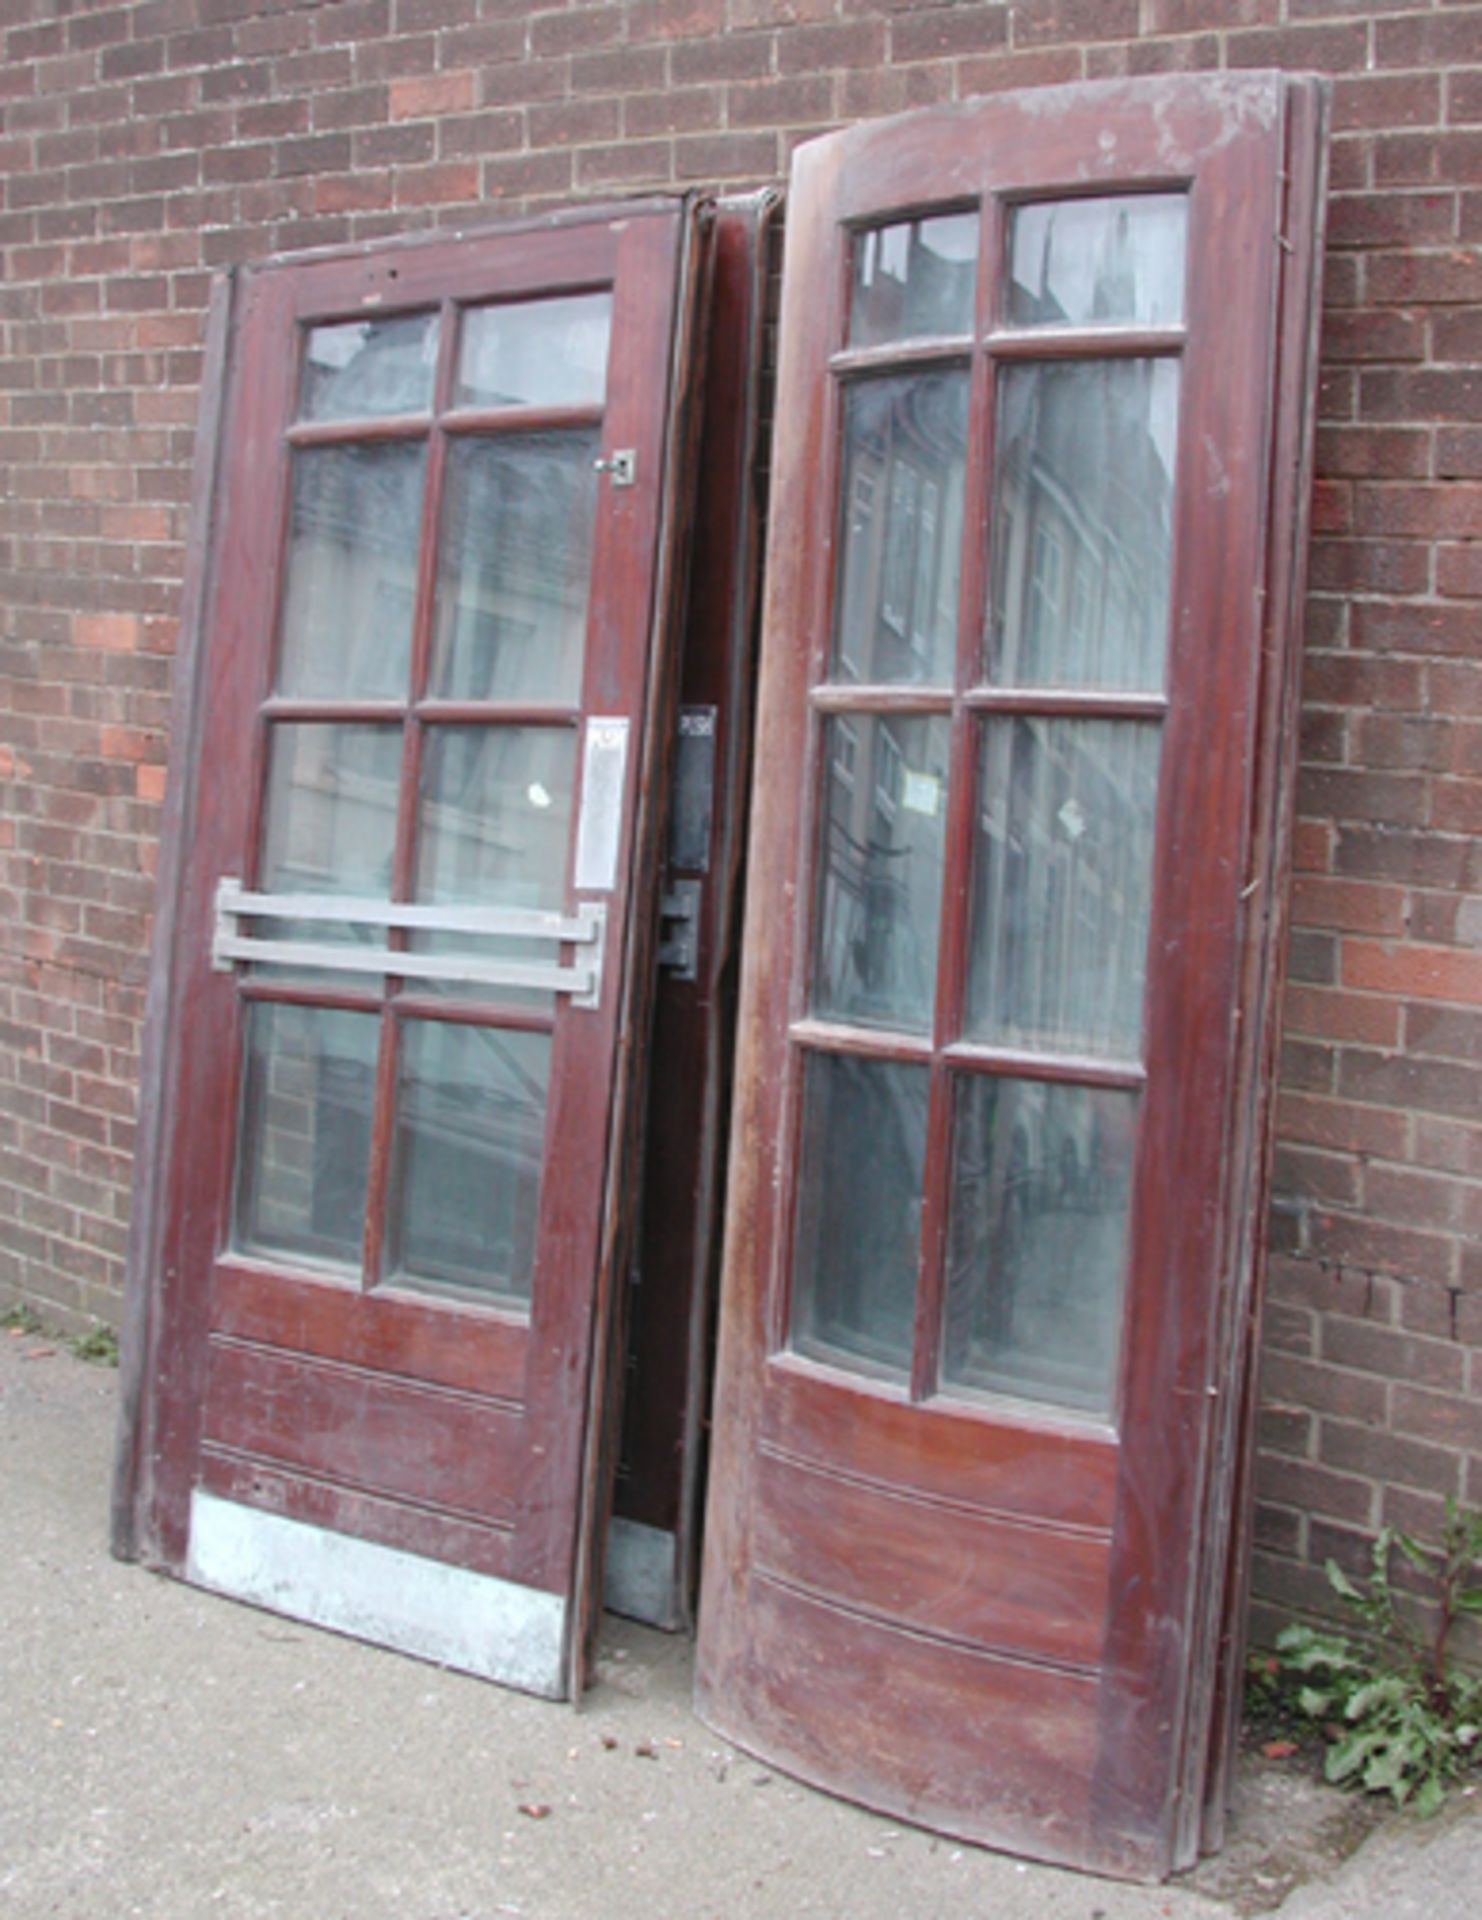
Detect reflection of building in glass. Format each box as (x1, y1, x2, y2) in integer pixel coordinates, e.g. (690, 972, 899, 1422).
(434, 433, 597, 703)
(390, 1024, 549, 1304)
(851, 213, 977, 349)
(970, 719, 1159, 1060)
(990, 358, 1176, 690)
(834, 374, 967, 687)
(815, 713, 949, 1032)
(280, 442, 425, 699)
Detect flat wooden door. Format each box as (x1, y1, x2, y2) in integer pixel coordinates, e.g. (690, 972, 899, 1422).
(115, 200, 702, 1698)
(696, 77, 1327, 1877)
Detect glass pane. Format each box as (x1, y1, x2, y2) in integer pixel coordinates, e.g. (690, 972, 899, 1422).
(299, 314, 439, 421)
(1007, 194, 1186, 330)
(255, 723, 402, 979)
(850, 212, 977, 348)
(456, 293, 612, 410)
(386, 1019, 549, 1306)
(966, 718, 1160, 1060)
(987, 359, 1178, 691)
(429, 432, 598, 705)
(812, 713, 950, 1035)
(233, 1003, 379, 1271)
(276, 443, 426, 701)
(790, 1052, 927, 1383)
(832, 372, 968, 686)
(260, 723, 402, 901)
(942, 1077, 1136, 1418)
(412, 725, 576, 1001)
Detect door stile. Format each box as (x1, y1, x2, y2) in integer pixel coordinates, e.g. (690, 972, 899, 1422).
(569, 202, 715, 1681)
(1196, 78, 1332, 1857)
(112, 266, 239, 1564)
(1087, 116, 1291, 1863)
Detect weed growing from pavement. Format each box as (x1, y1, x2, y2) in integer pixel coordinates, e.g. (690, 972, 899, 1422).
(1273, 1503, 1482, 1815)
(3, 1301, 119, 1367)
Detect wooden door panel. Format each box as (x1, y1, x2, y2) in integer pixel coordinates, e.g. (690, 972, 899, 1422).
(751, 1448, 1110, 1667)
(718, 1576, 1103, 1866)
(698, 75, 1328, 1879)
(197, 1452, 516, 1582)
(762, 1361, 1118, 1529)
(200, 1341, 524, 1526)
(212, 1261, 528, 1402)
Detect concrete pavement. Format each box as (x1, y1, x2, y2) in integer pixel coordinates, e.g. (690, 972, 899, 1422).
(2, 1331, 1477, 1919)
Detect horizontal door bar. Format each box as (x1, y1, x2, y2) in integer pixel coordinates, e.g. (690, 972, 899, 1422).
(212, 879, 605, 1008)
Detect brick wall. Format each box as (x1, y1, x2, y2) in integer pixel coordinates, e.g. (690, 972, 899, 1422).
(1, 0, 1479, 1644)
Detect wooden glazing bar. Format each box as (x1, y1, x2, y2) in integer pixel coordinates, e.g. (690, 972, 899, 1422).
(911, 194, 1006, 1405)
(828, 338, 974, 379)
(986, 327, 1185, 362)
(260, 699, 407, 724)
(809, 683, 954, 715)
(285, 415, 433, 448)
(441, 402, 605, 438)
(962, 687, 1169, 719)
(942, 1040, 1146, 1090)
(390, 995, 555, 1035)
(413, 700, 580, 728)
(788, 1016, 934, 1065)
(237, 980, 384, 1014)
(362, 1004, 400, 1290)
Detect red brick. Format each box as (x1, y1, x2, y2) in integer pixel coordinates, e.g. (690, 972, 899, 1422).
(1320, 1420, 1462, 1498)
(391, 159, 479, 206)
(73, 613, 140, 651)
(891, 6, 1008, 61)
(1392, 1383, 1482, 1453)
(1321, 308, 1426, 365)
(1343, 938, 1482, 1006)
(389, 69, 475, 119)
(840, 60, 955, 117)
(1366, 248, 1482, 306)
(1351, 713, 1454, 773)
(1010, 0, 1137, 47)
(1291, 875, 1407, 937)
(1277, 1090, 1410, 1160)
(1144, 0, 1275, 28)
(1332, 71, 1443, 135)
(1355, 483, 1482, 540)
(1377, 11, 1482, 74)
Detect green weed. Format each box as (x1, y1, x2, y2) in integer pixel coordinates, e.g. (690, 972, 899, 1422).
(1276, 1501, 1482, 1815)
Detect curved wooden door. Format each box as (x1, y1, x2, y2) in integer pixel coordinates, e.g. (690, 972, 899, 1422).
(696, 77, 1327, 1878)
